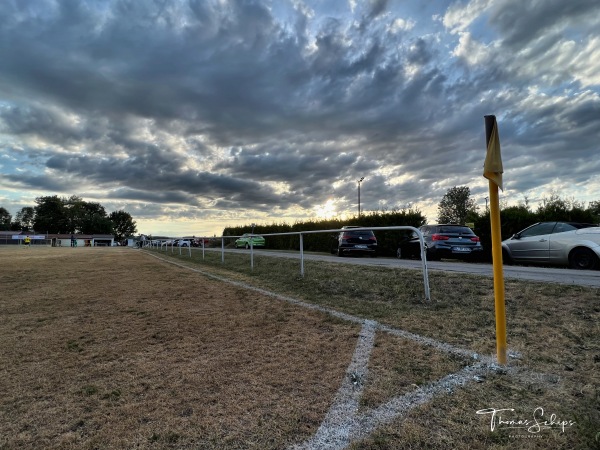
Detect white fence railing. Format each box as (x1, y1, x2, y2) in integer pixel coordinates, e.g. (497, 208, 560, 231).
(145, 226, 430, 301)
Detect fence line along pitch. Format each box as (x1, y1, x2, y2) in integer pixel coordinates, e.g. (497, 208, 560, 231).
(148, 226, 431, 302)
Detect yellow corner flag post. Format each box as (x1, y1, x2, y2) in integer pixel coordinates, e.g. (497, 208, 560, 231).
(484, 115, 507, 365)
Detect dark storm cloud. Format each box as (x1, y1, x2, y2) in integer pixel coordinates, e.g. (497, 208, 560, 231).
(216, 145, 367, 182)
(4, 172, 76, 192)
(44, 149, 295, 210)
(0, 0, 436, 146)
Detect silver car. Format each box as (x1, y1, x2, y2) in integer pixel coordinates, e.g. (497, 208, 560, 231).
(502, 222, 600, 270)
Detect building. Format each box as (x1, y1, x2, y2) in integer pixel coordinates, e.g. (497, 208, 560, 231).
(0, 231, 114, 247)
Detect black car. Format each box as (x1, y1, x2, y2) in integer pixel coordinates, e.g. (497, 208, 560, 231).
(332, 226, 378, 257)
(397, 224, 483, 261)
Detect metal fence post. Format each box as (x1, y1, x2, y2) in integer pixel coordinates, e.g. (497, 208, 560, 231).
(418, 232, 431, 302)
(299, 233, 305, 278)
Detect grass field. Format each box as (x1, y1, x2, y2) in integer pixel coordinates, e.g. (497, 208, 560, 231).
(1, 246, 598, 449)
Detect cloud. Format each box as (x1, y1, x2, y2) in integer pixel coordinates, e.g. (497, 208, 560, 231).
(442, 0, 492, 34)
(487, 0, 599, 47)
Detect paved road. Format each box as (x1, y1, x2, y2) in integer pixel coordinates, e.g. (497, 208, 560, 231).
(200, 247, 600, 288)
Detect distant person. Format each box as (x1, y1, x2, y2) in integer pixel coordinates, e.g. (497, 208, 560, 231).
(71, 234, 75, 247)
(24, 235, 31, 248)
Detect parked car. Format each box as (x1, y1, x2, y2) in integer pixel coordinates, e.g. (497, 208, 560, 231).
(192, 238, 211, 247)
(397, 224, 483, 261)
(332, 226, 378, 257)
(235, 233, 266, 249)
(502, 222, 600, 270)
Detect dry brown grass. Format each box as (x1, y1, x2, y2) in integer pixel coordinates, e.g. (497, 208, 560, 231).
(1, 246, 599, 449)
(152, 247, 600, 449)
(360, 333, 466, 411)
(0, 247, 359, 449)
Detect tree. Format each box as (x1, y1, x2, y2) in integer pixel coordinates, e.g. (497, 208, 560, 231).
(109, 210, 137, 241)
(501, 205, 536, 238)
(437, 186, 478, 225)
(0, 207, 11, 231)
(33, 196, 69, 234)
(65, 196, 113, 234)
(536, 193, 596, 223)
(15, 207, 35, 231)
(588, 200, 600, 223)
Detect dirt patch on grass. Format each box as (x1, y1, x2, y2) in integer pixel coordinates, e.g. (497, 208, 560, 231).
(0, 248, 360, 449)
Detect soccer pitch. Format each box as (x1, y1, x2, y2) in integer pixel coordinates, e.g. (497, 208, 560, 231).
(1, 247, 598, 449)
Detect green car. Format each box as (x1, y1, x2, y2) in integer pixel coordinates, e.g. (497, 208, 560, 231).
(235, 233, 266, 249)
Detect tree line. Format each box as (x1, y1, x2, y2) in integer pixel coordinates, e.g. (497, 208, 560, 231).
(222, 188, 600, 259)
(440, 187, 600, 260)
(0, 195, 137, 241)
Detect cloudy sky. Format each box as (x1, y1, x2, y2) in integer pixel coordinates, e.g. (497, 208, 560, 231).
(1, 0, 599, 237)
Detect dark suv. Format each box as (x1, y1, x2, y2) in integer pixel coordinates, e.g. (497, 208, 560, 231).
(397, 224, 482, 261)
(332, 226, 378, 257)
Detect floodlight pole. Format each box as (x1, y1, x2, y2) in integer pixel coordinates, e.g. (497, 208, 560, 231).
(357, 177, 365, 216)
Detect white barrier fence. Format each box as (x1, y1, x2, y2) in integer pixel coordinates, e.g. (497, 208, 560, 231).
(146, 226, 431, 302)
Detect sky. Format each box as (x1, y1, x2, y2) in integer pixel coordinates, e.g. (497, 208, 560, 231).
(1, 0, 599, 237)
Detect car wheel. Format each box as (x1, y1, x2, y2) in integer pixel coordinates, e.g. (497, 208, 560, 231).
(245, 243, 250, 249)
(569, 248, 598, 270)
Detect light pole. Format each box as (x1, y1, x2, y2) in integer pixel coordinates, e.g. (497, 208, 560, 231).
(357, 177, 364, 217)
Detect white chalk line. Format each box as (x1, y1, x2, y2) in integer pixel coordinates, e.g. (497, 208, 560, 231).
(291, 320, 377, 450)
(142, 251, 550, 450)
